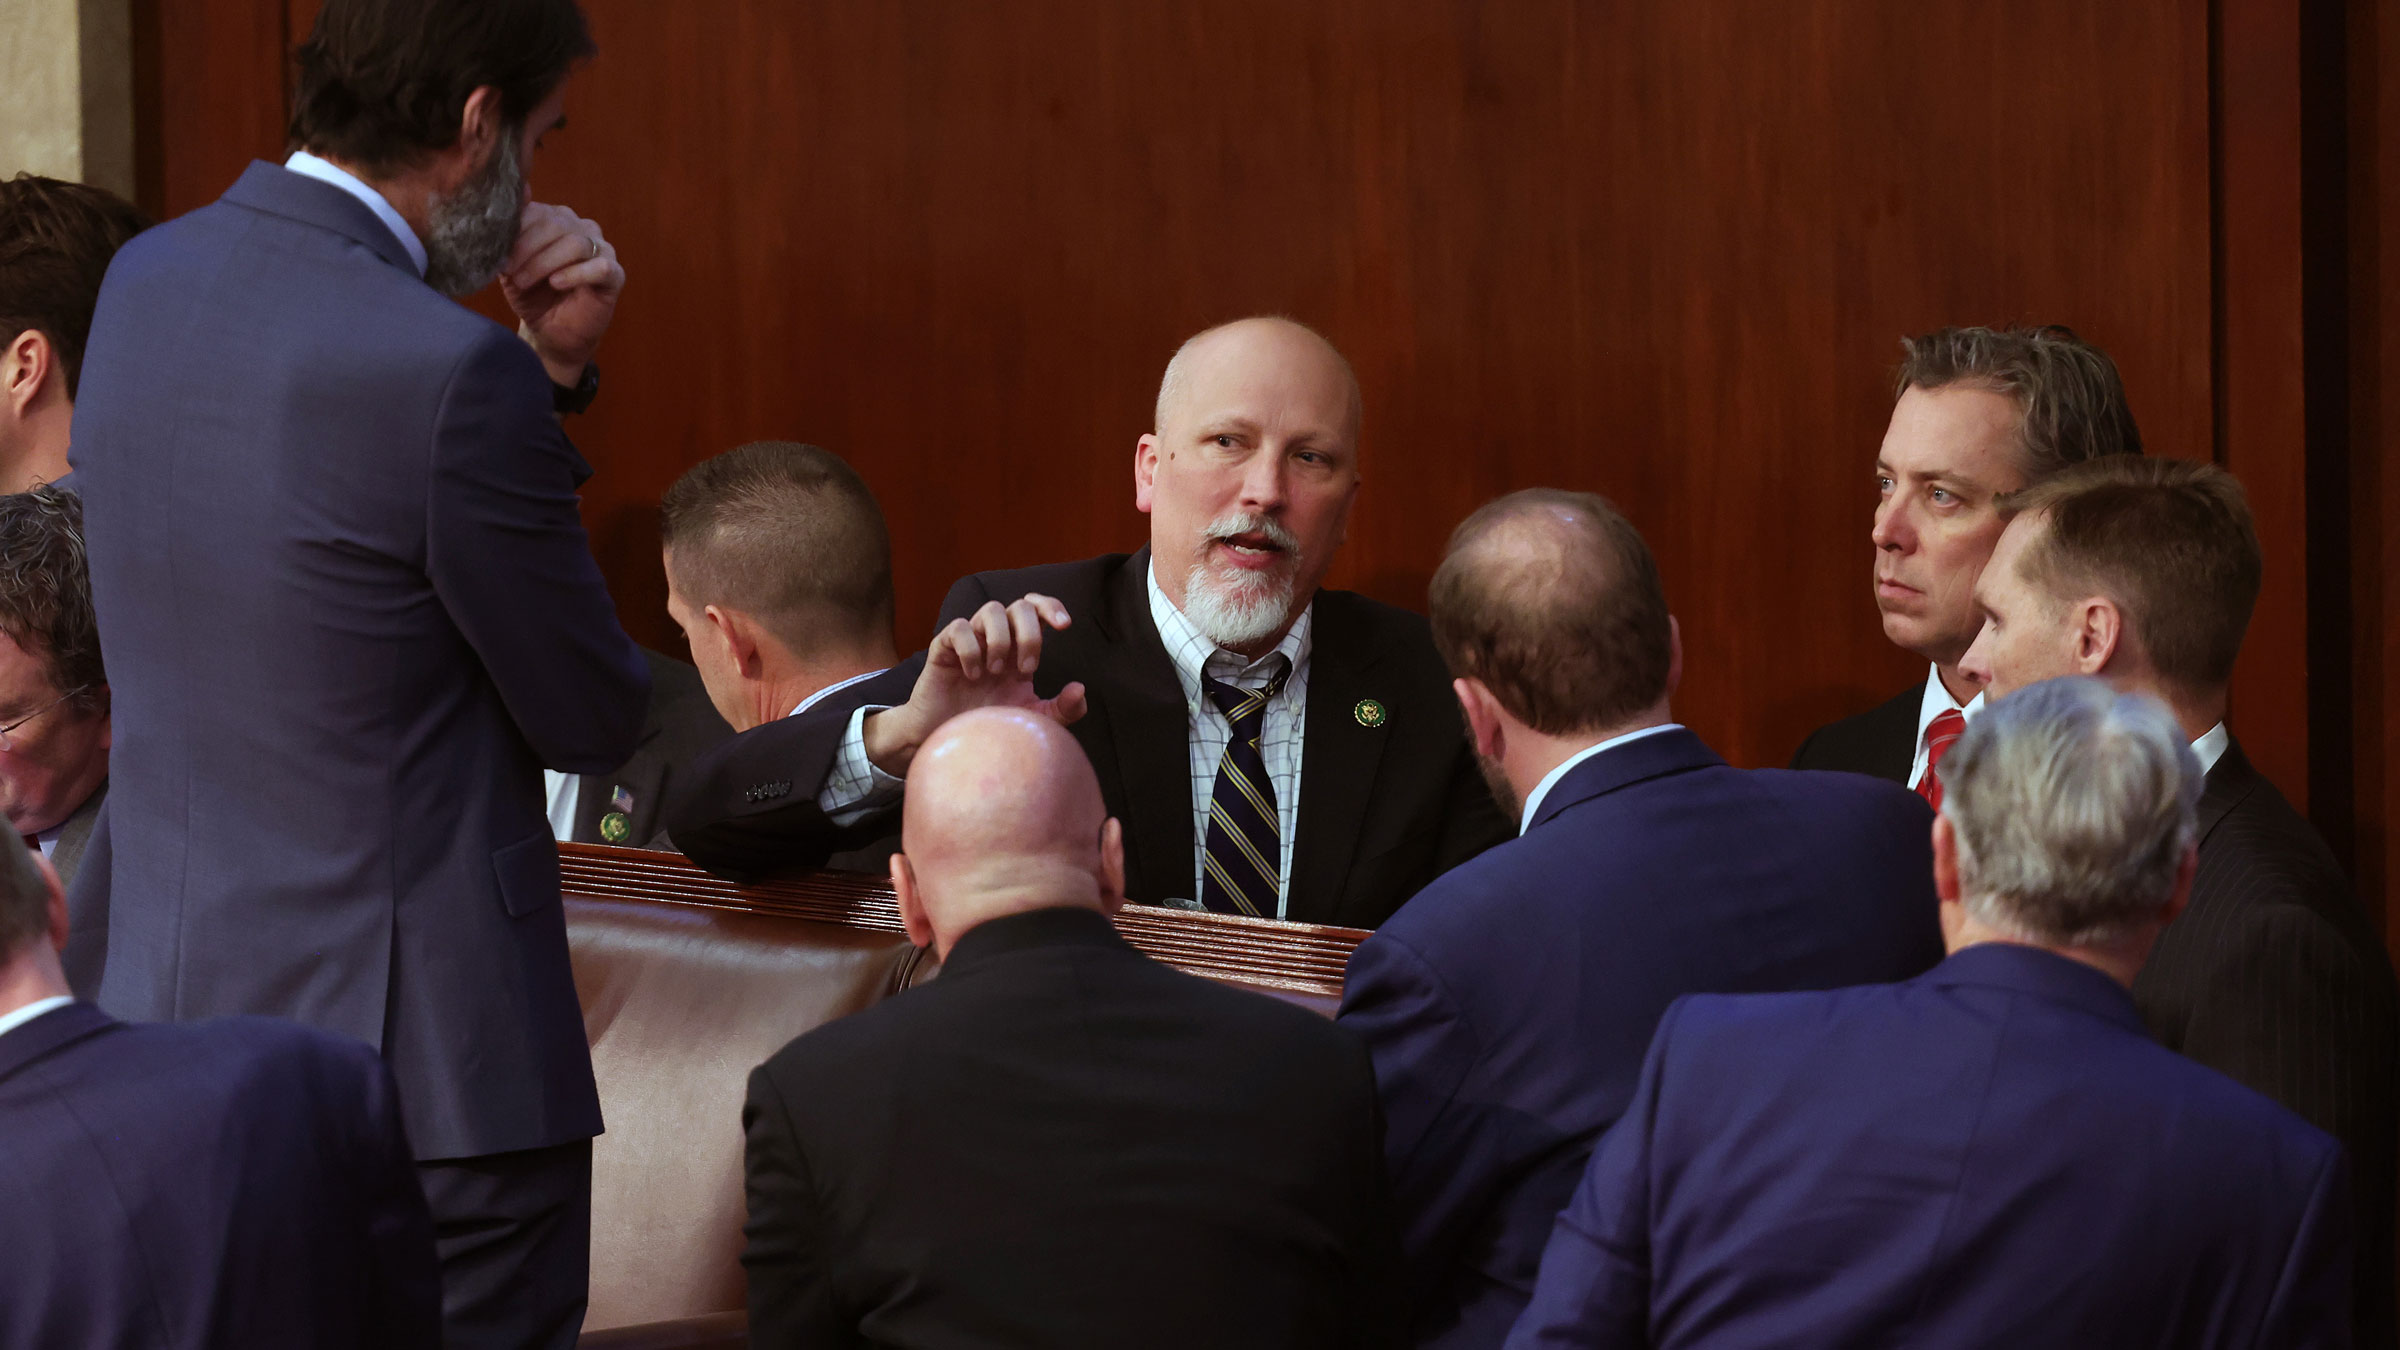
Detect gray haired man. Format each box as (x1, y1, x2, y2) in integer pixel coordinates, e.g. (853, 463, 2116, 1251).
(1510, 677, 2353, 1349)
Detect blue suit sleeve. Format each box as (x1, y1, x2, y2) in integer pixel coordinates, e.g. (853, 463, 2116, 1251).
(1339, 930, 1488, 1293)
(424, 328, 646, 773)
(1502, 1001, 1676, 1350)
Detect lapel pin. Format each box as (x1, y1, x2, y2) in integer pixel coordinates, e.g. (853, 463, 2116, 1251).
(1353, 698, 1388, 728)
(610, 785, 635, 814)
(598, 811, 632, 843)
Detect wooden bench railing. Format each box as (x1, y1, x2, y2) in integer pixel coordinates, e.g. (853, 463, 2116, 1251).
(557, 842, 1367, 1000)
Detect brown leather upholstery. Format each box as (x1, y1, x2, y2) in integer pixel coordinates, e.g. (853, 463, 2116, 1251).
(558, 843, 1364, 1342)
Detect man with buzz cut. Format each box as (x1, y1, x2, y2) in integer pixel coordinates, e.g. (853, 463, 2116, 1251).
(0, 173, 150, 496)
(655, 440, 898, 867)
(1958, 456, 2399, 1346)
(669, 316, 1512, 928)
(1792, 325, 2141, 806)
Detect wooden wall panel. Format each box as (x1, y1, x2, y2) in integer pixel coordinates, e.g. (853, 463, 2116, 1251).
(132, 1, 2249, 776)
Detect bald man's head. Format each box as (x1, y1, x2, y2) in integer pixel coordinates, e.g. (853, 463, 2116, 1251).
(892, 708, 1127, 957)
(1135, 317, 1365, 656)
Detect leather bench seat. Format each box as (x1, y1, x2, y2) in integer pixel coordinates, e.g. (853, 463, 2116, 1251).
(558, 843, 1362, 1347)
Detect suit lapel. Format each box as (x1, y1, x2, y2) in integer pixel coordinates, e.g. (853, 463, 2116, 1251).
(0, 1000, 112, 1087)
(1288, 594, 1396, 923)
(50, 780, 104, 881)
(1094, 550, 1198, 904)
(577, 725, 666, 845)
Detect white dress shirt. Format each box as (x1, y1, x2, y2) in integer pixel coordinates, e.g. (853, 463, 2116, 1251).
(1909, 664, 1986, 791)
(1517, 723, 1685, 835)
(2193, 721, 2229, 776)
(0, 994, 73, 1040)
(283, 151, 428, 277)
(542, 771, 581, 843)
(815, 573, 1315, 916)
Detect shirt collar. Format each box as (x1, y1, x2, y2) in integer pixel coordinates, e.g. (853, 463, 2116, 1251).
(0, 995, 74, 1042)
(1144, 561, 1313, 704)
(791, 667, 889, 719)
(283, 151, 429, 277)
(1917, 663, 1985, 741)
(1518, 723, 1685, 834)
(2192, 721, 2230, 776)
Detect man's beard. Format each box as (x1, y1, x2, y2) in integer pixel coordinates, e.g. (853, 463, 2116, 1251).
(422, 128, 525, 298)
(1181, 511, 1302, 651)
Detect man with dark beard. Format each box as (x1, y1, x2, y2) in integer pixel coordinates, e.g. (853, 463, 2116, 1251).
(66, 3, 646, 1347)
(670, 317, 1511, 928)
(1339, 490, 1944, 1348)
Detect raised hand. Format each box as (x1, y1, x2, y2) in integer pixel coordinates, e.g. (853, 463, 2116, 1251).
(501, 202, 623, 386)
(863, 595, 1088, 776)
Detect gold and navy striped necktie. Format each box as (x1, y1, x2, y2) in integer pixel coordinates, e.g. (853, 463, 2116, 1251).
(1199, 655, 1292, 920)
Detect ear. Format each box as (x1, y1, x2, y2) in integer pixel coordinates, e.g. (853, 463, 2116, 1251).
(2071, 597, 2122, 676)
(1931, 813, 1961, 903)
(5, 330, 55, 417)
(456, 85, 505, 158)
(705, 605, 765, 680)
(892, 852, 933, 949)
(1095, 817, 1127, 915)
(1453, 677, 1505, 762)
(1133, 434, 1161, 514)
(1663, 616, 1684, 699)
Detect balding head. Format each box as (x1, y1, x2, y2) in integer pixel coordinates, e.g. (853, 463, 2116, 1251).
(1431, 489, 1675, 736)
(1136, 317, 1365, 656)
(892, 708, 1127, 957)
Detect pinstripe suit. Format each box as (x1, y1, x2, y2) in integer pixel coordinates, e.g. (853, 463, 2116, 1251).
(2134, 737, 2400, 1348)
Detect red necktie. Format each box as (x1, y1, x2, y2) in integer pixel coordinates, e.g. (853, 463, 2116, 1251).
(1917, 709, 1967, 811)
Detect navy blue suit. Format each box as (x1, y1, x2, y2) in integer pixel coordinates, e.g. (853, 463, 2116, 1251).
(68, 161, 646, 1162)
(0, 1001, 439, 1349)
(1507, 944, 2354, 1349)
(1339, 728, 1945, 1347)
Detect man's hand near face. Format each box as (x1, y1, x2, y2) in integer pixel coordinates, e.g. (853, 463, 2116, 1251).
(862, 595, 1088, 777)
(503, 202, 622, 387)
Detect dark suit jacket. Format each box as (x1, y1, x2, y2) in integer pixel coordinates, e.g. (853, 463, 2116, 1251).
(1339, 729, 1946, 1348)
(1507, 945, 2353, 1350)
(48, 778, 102, 891)
(2135, 737, 2400, 1347)
(742, 904, 1398, 1348)
(573, 649, 733, 850)
(1788, 681, 1917, 783)
(69, 161, 648, 1159)
(670, 550, 1511, 927)
(0, 1001, 440, 1349)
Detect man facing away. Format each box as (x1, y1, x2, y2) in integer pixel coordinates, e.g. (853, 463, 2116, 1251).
(669, 316, 1510, 926)
(1959, 456, 2400, 1345)
(741, 707, 1397, 1348)
(1339, 489, 1945, 1348)
(0, 488, 109, 905)
(1509, 678, 2352, 1350)
(657, 441, 897, 866)
(0, 173, 149, 495)
(69, 2, 647, 1345)
(1792, 325, 2141, 803)
(0, 835, 440, 1349)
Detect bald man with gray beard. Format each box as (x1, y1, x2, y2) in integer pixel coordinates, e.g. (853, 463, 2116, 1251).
(739, 708, 1398, 1348)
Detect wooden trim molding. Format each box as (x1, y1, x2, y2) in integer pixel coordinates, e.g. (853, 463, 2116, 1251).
(557, 842, 1366, 1001)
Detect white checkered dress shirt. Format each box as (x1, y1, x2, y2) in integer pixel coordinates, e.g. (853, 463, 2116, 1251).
(817, 565, 1313, 916)
(1144, 564, 1311, 917)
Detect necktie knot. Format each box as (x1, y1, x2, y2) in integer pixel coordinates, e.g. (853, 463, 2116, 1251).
(1204, 655, 1291, 724)
(1917, 708, 1968, 810)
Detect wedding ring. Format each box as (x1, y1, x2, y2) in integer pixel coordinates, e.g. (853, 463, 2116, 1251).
(587, 236, 601, 260)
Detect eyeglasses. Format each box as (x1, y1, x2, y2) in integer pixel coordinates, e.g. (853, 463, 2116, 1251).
(0, 685, 90, 750)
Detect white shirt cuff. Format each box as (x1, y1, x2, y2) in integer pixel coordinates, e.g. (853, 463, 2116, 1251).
(819, 704, 905, 827)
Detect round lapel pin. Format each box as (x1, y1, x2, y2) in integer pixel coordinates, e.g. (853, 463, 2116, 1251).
(1353, 698, 1387, 728)
(598, 811, 632, 844)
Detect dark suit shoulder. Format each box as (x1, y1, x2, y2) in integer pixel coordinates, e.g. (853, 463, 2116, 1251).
(950, 555, 1133, 614)
(638, 648, 734, 755)
(1790, 683, 1921, 782)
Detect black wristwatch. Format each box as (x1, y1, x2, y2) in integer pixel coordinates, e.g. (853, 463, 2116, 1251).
(552, 362, 600, 415)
